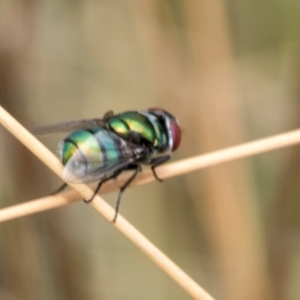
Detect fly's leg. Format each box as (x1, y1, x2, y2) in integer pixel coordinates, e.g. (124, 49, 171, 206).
(113, 165, 142, 223)
(84, 175, 117, 203)
(83, 171, 123, 203)
(51, 183, 68, 195)
(83, 181, 104, 203)
(149, 155, 170, 182)
(51, 180, 106, 202)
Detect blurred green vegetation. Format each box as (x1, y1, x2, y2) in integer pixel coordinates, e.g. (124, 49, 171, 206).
(0, 1, 300, 299)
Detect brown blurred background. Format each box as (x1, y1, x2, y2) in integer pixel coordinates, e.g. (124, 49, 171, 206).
(0, 1, 300, 299)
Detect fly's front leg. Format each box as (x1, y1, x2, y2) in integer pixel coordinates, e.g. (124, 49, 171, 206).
(149, 155, 170, 182)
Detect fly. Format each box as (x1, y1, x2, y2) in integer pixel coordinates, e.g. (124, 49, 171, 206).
(33, 108, 181, 222)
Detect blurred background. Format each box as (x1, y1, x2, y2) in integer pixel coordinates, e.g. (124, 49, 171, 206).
(0, 1, 300, 299)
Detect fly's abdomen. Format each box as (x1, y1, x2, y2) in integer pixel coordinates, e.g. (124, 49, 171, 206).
(108, 112, 168, 151)
(60, 127, 133, 183)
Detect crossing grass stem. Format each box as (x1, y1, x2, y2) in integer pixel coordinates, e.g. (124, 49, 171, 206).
(2, 119, 300, 223)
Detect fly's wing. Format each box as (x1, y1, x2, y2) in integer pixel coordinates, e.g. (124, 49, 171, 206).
(103, 110, 114, 121)
(32, 119, 106, 135)
(61, 128, 143, 184)
(63, 156, 135, 184)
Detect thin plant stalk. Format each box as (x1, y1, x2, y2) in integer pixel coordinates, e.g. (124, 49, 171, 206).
(2, 126, 300, 222)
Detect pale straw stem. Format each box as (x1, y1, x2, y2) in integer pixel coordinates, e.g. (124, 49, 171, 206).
(2, 126, 300, 223)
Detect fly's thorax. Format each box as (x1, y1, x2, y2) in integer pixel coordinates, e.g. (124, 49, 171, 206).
(108, 112, 155, 143)
(108, 111, 169, 153)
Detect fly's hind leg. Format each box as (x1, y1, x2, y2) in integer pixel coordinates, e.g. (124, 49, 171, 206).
(51, 179, 106, 202)
(83, 181, 104, 203)
(149, 155, 170, 182)
(113, 164, 142, 223)
(51, 183, 68, 195)
(83, 176, 114, 203)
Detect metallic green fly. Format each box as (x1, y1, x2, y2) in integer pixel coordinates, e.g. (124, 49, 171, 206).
(34, 108, 181, 221)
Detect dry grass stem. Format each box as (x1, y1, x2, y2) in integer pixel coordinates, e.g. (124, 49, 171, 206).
(2, 126, 300, 223)
(0, 106, 215, 299)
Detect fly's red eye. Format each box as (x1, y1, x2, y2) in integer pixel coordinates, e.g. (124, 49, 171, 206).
(170, 121, 181, 151)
